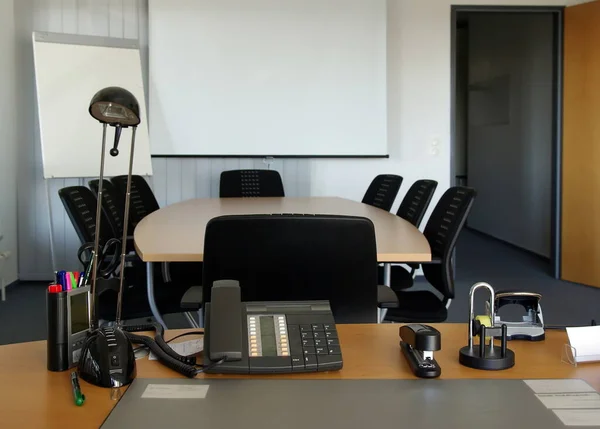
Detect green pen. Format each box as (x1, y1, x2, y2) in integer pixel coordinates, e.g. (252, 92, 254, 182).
(71, 371, 85, 406)
(69, 272, 77, 289)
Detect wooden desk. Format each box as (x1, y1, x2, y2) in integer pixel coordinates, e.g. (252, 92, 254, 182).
(134, 197, 431, 263)
(1, 324, 598, 429)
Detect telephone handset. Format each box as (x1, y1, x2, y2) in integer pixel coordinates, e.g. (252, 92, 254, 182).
(206, 280, 243, 362)
(204, 280, 343, 374)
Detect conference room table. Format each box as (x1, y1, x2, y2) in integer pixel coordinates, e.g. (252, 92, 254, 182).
(134, 197, 432, 327)
(1, 324, 598, 428)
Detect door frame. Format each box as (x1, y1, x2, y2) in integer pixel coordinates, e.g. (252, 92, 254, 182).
(450, 5, 564, 278)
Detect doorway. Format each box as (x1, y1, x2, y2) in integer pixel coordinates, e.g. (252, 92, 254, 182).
(451, 7, 563, 278)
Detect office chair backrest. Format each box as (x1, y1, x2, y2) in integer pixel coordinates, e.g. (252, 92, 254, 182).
(396, 179, 438, 228)
(58, 186, 116, 245)
(111, 175, 160, 227)
(422, 186, 476, 300)
(202, 214, 378, 323)
(89, 179, 131, 238)
(361, 174, 403, 212)
(219, 169, 285, 198)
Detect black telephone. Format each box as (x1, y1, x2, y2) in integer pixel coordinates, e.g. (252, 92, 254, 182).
(203, 280, 343, 374)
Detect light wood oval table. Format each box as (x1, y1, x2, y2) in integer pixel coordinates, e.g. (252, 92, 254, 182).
(134, 197, 431, 263)
(1, 324, 599, 429)
(134, 197, 432, 327)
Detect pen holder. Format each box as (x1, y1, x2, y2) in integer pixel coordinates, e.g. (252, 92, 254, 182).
(46, 288, 69, 371)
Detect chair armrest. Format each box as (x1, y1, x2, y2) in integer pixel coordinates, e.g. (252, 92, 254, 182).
(407, 262, 420, 271)
(377, 285, 400, 309)
(180, 286, 203, 310)
(124, 253, 141, 263)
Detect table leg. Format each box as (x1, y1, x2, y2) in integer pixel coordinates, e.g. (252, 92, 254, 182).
(379, 263, 392, 323)
(146, 262, 168, 329)
(383, 263, 391, 286)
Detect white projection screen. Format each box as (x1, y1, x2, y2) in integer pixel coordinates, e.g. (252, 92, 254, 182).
(149, 0, 388, 157)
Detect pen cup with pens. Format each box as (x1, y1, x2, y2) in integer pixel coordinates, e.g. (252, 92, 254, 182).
(46, 270, 88, 372)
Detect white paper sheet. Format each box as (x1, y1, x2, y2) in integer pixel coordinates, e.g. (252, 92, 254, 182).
(566, 326, 600, 363)
(142, 384, 209, 399)
(535, 392, 600, 409)
(524, 379, 596, 394)
(149, 339, 204, 361)
(553, 409, 600, 426)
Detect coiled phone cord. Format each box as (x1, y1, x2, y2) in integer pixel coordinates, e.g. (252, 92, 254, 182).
(123, 323, 226, 377)
(123, 322, 196, 365)
(124, 331, 199, 378)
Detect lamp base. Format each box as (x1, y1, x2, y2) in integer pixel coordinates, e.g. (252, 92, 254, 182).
(78, 326, 136, 388)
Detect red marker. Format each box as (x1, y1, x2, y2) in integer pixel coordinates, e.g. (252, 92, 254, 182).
(48, 284, 62, 293)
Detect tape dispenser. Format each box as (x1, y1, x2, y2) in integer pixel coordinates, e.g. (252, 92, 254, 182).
(459, 282, 515, 371)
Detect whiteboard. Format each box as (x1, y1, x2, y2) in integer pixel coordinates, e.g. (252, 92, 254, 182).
(148, 0, 388, 157)
(33, 33, 153, 179)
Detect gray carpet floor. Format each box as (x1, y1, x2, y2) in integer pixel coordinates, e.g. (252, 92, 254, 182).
(443, 229, 599, 326)
(0, 229, 598, 345)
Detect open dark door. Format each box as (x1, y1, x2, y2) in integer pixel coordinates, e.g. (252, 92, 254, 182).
(561, 0, 600, 287)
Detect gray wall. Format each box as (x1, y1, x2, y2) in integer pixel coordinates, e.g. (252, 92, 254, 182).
(467, 13, 554, 257)
(0, 1, 18, 284)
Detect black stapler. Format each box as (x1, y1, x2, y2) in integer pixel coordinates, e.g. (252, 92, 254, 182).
(400, 324, 442, 378)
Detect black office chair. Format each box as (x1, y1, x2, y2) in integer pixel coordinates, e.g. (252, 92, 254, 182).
(219, 169, 285, 198)
(202, 214, 378, 323)
(396, 180, 438, 228)
(378, 179, 438, 290)
(58, 186, 200, 322)
(88, 179, 135, 253)
(58, 186, 117, 247)
(377, 186, 477, 323)
(110, 174, 202, 289)
(361, 174, 403, 212)
(110, 175, 160, 227)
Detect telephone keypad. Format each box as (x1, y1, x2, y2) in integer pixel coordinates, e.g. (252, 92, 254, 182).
(287, 321, 342, 372)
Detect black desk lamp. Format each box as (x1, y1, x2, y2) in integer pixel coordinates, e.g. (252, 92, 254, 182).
(78, 87, 140, 391)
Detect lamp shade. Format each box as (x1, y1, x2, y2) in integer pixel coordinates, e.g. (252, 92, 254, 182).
(88, 86, 140, 127)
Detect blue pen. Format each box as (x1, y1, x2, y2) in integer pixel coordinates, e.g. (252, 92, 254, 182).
(59, 271, 67, 291)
